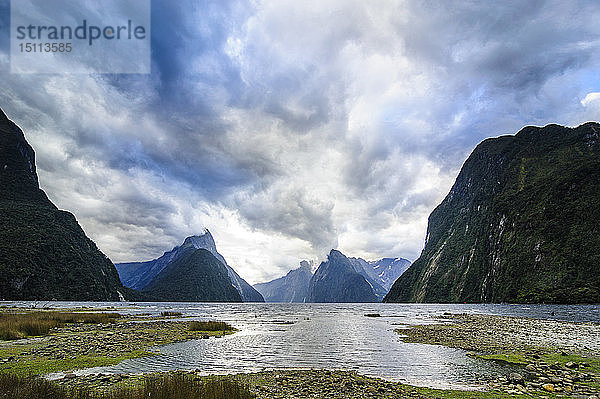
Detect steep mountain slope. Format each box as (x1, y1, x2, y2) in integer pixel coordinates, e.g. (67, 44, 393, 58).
(0, 108, 126, 301)
(116, 246, 180, 290)
(308, 250, 379, 303)
(116, 230, 264, 302)
(254, 261, 313, 302)
(142, 247, 242, 302)
(384, 123, 600, 304)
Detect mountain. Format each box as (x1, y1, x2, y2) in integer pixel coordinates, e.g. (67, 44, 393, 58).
(308, 250, 379, 303)
(116, 230, 264, 302)
(115, 244, 181, 290)
(142, 247, 242, 302)
(367, 258, 412, 291)
(253, 261, 313, 302)
(0, 108, 126, 301)
(384, 123, 600, 304)
(344, 256, 411, 300)
(344, 257, 388, 300)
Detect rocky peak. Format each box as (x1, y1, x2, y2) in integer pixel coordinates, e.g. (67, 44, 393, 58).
(328, 249, 346, 262)
(299, 260, 314, 272)
(183, 229, 215, 250)
(182, 229, 228, 266)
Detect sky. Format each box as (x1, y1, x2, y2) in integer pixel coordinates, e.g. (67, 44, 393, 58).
(1, 0, 600, 284)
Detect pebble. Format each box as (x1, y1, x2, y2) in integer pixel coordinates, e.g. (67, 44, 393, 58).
(542, 383, 555, 392)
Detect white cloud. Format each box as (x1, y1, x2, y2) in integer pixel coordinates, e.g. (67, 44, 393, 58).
(581, 92, 600, 107)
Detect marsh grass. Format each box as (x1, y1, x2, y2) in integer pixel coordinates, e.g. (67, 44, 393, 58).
(0, 373, 254, 399)
(0, 311, 120, 340)
(189, 321, 234, 332)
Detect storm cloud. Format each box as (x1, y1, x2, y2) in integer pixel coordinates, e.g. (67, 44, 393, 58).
(1, 0, 599, 283)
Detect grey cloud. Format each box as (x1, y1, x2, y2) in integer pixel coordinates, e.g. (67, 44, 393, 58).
(1, 0, 600, 274)
(234, 186, 338, 254)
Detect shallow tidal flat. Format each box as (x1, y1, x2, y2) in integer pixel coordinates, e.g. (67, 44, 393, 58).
(1, 308, 599, 398)
(397, 313, 600, 397)
(0, 311, 230, 378)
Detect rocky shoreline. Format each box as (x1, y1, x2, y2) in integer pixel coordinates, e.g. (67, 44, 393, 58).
(53, 369, 439, 398)
(397, 313, 600, 398)
(2, 309, 600, 398)
(0, 312, 232, 376)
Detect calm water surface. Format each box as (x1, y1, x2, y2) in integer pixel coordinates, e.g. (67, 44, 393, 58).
(5, 302, 600, 389)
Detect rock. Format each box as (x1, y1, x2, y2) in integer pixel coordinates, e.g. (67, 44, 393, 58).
(509, 373, 525, 385)
(525, 364, 536, 372)
(566, 361, 578, 368)
(542, 383, 555, 392)
(64, 373, 77, 379)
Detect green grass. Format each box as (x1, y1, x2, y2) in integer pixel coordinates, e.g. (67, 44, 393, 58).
(473, 352, 529, 365)
(189, 321, 234, 332)
(0, 312, 120, 340)
(0, 373, 255, 399)
(404, 385, 531, 398)
(0, 350, 152, 376)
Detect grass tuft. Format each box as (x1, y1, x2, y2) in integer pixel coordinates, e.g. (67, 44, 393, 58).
(0, 312, 120, 340)
(189, 321, 234, 332)
(0, 373, 254, 399)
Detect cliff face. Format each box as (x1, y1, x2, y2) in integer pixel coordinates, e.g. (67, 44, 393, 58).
(0, 108, 126, 301)
(308, 250, 379, 303)
(384, 123, 600, 304)
(254, 261, 313, 302)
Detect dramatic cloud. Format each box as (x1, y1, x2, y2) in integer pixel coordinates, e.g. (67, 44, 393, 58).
(1, 0, 599, 283)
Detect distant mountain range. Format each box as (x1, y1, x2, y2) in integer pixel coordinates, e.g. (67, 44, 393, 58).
(0, 108, 127, 301)
(385, 123, 600, 304)
(254, 261, 313, 302)
(116, 230, 264, 302)
(365, 258, 412, 291)
(308, 250, 379, 302)
(255, 251, 411, 303)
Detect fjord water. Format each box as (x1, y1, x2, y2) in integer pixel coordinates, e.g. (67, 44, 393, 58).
(9, 302, 600, 389)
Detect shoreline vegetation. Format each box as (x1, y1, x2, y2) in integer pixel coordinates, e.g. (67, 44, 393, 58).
(0, 309, 599, 398)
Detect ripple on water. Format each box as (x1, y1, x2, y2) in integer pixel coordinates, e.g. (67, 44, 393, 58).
(7, 302, 597, 389)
